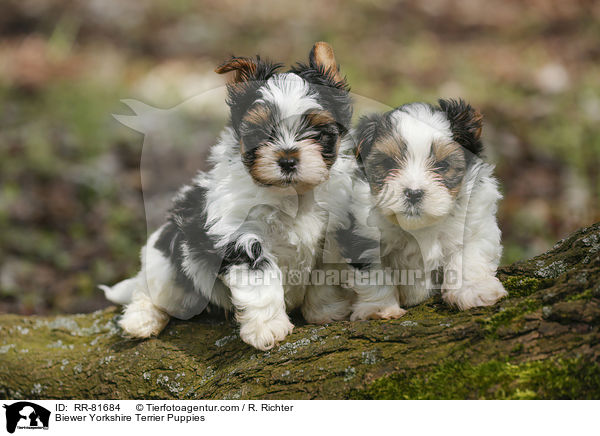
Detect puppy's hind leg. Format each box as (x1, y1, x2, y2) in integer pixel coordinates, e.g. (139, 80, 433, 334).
(302, 283, 353, 324)
(119, 287, 170, 338)
(350, 267, 406, 321)
(102, 275, 169, 336)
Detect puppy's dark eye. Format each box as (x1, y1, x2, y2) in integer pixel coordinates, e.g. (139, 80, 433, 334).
(314, 127, 338, 143)
(243, 132, 267, 152)
(381, 156, 398, 172)
(436, 160, 450, 172)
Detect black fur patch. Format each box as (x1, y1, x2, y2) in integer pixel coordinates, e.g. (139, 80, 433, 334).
(335, 213, 378, 270)
(217, 56, 283, 137)
(354, 112, 402, 192)
(301, 110, 340, 167)
(437, 98, 483, 157)
(154, 185, 270, 293)
(288, 62, 352, 134)
(429, 140, 466, 192)
(354, 112, 387, 167)
(239, 101, 281, 170)
(221, 239, 268, 271)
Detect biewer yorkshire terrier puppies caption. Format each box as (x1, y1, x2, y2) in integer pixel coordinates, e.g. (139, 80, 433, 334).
(102, 42, 355, 350)
(338, 100, 507, 320)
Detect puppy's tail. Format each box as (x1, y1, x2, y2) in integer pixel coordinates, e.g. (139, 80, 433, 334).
(99, 276, 139, 305)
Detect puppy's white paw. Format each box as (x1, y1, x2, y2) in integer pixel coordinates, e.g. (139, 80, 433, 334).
(119, 295, 170, 338)
(350, 303, 407, 321)
(443, 276, 508, 310)
(239, 312, 294, 351)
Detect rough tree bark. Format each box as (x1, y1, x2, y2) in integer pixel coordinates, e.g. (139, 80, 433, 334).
(1, 223, 599, 399)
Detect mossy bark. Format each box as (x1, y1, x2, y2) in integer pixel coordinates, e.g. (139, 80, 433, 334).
(1, 223, 599, 399)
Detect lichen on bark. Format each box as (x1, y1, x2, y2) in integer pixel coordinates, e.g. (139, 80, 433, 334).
(1, 223, 599, 399)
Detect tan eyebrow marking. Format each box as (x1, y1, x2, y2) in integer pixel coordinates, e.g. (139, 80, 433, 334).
(243, 104, 272, 127)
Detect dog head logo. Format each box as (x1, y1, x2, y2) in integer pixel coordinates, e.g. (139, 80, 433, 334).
(3, 402, 50, 433)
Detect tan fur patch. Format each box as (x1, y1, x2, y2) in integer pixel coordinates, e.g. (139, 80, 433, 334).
(431, 139, 465, 197)
(471, 110, 483, 140)
(274, 149, 301, 160)
(431, 139, 462, 161)
(305, 110, 335, 128)
(308, 111, 338, 162)
(240, 105, 273, 154)
(215, 57, 257, 83)
(250, 146, 282, 186)
(305, 110, 339, 166)
(249, 140, 328, 191)
(243, 105, 272, 127)
(362, 134, 407, 195)
(311, 42, 343, 83)
(372, 133, 406, 158)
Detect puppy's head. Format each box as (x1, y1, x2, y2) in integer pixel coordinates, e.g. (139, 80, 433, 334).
(356, 99, 483, 230)
(216, 42, 352, 192)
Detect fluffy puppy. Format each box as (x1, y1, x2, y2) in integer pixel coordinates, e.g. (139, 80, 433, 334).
(101, 42, 355, 350)
(339, 100, 507, 320)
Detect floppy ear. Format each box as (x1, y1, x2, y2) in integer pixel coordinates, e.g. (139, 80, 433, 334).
(215, 55, 282, 85)
(438, 98, 483, 156)
(215, 56, 282, 135)
(309, 41, 344, 84)
(215, 57, 258, 83)
(355, 113, 384, 165)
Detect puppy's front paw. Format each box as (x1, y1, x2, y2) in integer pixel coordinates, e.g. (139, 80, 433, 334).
(350, 303, 407, 321)
(239, 313, 294, 351)
(443, 276, 507, 310)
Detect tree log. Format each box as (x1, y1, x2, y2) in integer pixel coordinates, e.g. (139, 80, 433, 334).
(1, 223, 599, 399)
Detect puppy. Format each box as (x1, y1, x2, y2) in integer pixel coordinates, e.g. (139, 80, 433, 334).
(101, 42, 355, 350)
(339, 99, 507, 320)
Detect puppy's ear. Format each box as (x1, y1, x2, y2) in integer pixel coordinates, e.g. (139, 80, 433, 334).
(215, 56, 282, 83)
(309, 42, 344, 84)
(215, 57, 258, 83)
(215, 56, 282, 135)
(438, 98, 483, 156)
(355, 113, 384, 165)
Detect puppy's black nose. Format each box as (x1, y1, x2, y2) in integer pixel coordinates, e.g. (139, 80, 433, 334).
(278, 156, 298, 173)
(404, 188, 424, 204)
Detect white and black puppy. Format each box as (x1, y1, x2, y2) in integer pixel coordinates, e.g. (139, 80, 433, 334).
(102, 42, 355, 350)
(339, 100, 507, 320)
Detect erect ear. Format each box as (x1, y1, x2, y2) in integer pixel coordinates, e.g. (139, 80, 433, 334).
(355, 113, 384, 165)
(309, 41, 344, 84)
(215, 56, 259, 83)
(438, 98, 484, 156)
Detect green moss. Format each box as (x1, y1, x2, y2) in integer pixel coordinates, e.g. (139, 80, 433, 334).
(351, 358, 600, 399)
(502, 276, 552, 298)
(566, 289, 595, 302)
(478, 298, 540, 335)
(511, 343, 524, 354)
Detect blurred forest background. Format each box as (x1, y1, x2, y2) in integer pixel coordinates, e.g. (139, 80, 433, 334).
(1, 0, 599, 315)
